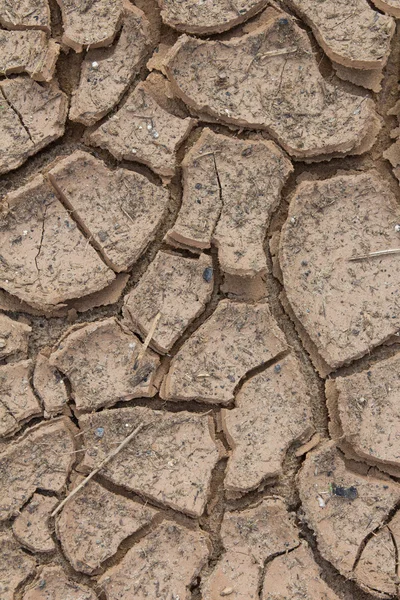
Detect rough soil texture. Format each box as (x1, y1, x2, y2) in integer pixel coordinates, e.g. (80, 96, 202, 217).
(166, 128, 293, 276)
(123, 251, 213, 353)
(1, 1, 400, 599)
(78, 406, 221, 516)
(163, 14, 381, 159)
(158, 0, 269, 34)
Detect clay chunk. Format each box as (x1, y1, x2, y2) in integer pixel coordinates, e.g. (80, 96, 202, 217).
(88, 81, 195, 178)
(0, 314, 31, 361)
(279, 171, 400, 375)
(70, 3, 151, 126)
(23, 566, 98, 600)
(99, 521, 209, 600)
(0, 0, 50, 31)
(166, 129, 293, 276)
(298, 441, 400, 594)
(0, 175, 115, 311)
(0, 360, 41, 438)
(164, 15, 380, 160)
(0, 532, 35, 600)
(0, 30, 59, 81)
(57, 478, 157, 574)
(161, 300, 287, 405)
(55, 0, 123, 52)
(79, 406, 220, 516)
(158, 0, 269, 34)
(284, 0, 394, 69)
(384, 139, 400, 183)
(202, 498, 299, 600)
(50, 318, 160, 411)
(123, 251, 213, 353)
(371, 0, 400, 17)
(0, 418, 75, 521)
(262, 543, 342, 600)
(13, 493, 57, 553)
(33, 353, 68, 418)
(222, 353, 315, 495)
(48, 151, 169, 272)
(326, 354, 400, 476)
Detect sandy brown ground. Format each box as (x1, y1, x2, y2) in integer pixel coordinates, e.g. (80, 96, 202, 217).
(1, 1, 400, 599)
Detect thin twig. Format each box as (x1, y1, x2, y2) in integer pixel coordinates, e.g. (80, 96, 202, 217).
(51, 423, 144, 517)
(134, 312, 161, 368)
(349, 248, 400, 261)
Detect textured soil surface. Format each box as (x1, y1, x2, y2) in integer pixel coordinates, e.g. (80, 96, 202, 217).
(1, 1, 400, 599)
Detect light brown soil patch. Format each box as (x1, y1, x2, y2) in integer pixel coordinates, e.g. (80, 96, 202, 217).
(13, 493, 58, 553)
(33, 352, 69, 418)
(23, 565, 98, 600)
(371, 0, 400, 18)
(333, 62, 384, 93)
(0, 0, 50, 31)
(0, 532, 35, 600)
(0, 30, 59, 81)
(0, 360, 41, 437)
(0, 313, 31, 361)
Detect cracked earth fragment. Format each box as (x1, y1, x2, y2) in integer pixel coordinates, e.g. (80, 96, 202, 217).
(13, 493, 58, 553)
(48, 150, 169, 272)
(0, 313, 31, 361)
(0, 0, 50, 31)
(0, 418, 75, 521)
(158, 0, 269, 34)
(161, 299, 287, 405)
(202, 498, 299, 600)
(55, 0, 123, 52)
(371, 0, 400, 17)
(33, 352, 68, 418)
(0, 30, 59, 81)
(0, 77, 67, 175)
(79, 406, 220, 516)
(279, 171, 400, 376)
(123, 251, 213, 353)
(354, 527, 397, 598)
(99, 521, 209, 600)
(298, 441, 400, 595)
(23, 566, 98, 600)
(222, 353, 315, 495)
(50, 318, 160, 411)
(70, 2, 151, 126)
(0, 532, 35, 600)
(166, 129, 293, 277)
(326, 354, 400, 477)
(163, 15, 381, 159)
(0, 175, 115, 310)
(284, 0, 394, 69)
(87, 80, 195, 178)
(56, 478, 157, 573)
(0, 360, 41, 438)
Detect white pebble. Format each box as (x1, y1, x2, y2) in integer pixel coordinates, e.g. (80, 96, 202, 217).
(91, 61, 99, 69)
(152, 130, 159, 139)
(147, 123, 153, 131)
(395, 224, 400, 232)
(132, 148, 137, 154)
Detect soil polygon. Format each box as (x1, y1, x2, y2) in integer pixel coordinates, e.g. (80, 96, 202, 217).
(0, 0, 50, 31)
(0, 359, 41, 437)
(13, 493, 58, 553)
(33, 352, 69, 417)
(0, 532, 35, 600)
(0, 314, 31, 361)
(23, 566, 98, 600)
(0, 30, 59, 81)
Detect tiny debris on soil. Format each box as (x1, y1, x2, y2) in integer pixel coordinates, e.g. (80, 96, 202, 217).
(0, 532, 36, 600)
(202, 498, 299, 599)
(99, 521, 210, 600)
(0, 30, 59, 81)
(49, 318, 160, 411)
(0, 175, 115, 310)
(262, 542, 342, 600)
(69, 1, 152, 126)
(371, 0, 400, 17)
(22, 565, 98, 600)
(161, 299, 287, 405)
(0, 360, 41, 438)
(284, 0, 395, 69)
(163, 13, 381, 159)
(55, 0, 124, 52)
(326, 353, 400, 476)
(123, 251, 213, 353)
(298, 441, 400, 595)
(158, 0, 269, 34)
(56, 477, 157, 573)
(222, 353, 315, 495)
(13, 493, 58, 553)
(87, 79, 195, 179)
(33, 352, 69, 418)
(48, 150, 169, 272)
(0, 418, 75, 521)
(279, 170, 400, 375)
(165, 128, 293, 277)
(0, 313, 31, 361)
(78, 406, 221, 516)
(0, 0, 50, 32)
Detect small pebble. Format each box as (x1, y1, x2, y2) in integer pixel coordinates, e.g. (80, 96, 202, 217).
(395, 224, 400, 232)
(274, 364, 281, 374)
(220, 589, 234, 597)
(91, 61, 99, 69)
(132, 148, 137, 154)
(95, 427, 105, 438)
(203, 267, 213, 283)
(147, 123, 153, 131)
(152, 130, 159, 139)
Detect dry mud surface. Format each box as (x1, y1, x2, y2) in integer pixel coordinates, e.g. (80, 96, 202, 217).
(1, 1, 400, 599)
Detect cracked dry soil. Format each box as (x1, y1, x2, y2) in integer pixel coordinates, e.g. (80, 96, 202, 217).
(1, 0, 400, 599)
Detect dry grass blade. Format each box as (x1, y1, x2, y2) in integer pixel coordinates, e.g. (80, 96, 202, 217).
(134, 311, 161, 369)
(349, 248, 400, 261)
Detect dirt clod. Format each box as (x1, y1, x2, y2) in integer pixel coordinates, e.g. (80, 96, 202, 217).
(33, 352, 69, 418)
(13, 493, 58, 553)
(0, 532, 36, 600)
(0, 360, 41, 438)
(0, 30, 59, 81)
(0, 313, 31, 361)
